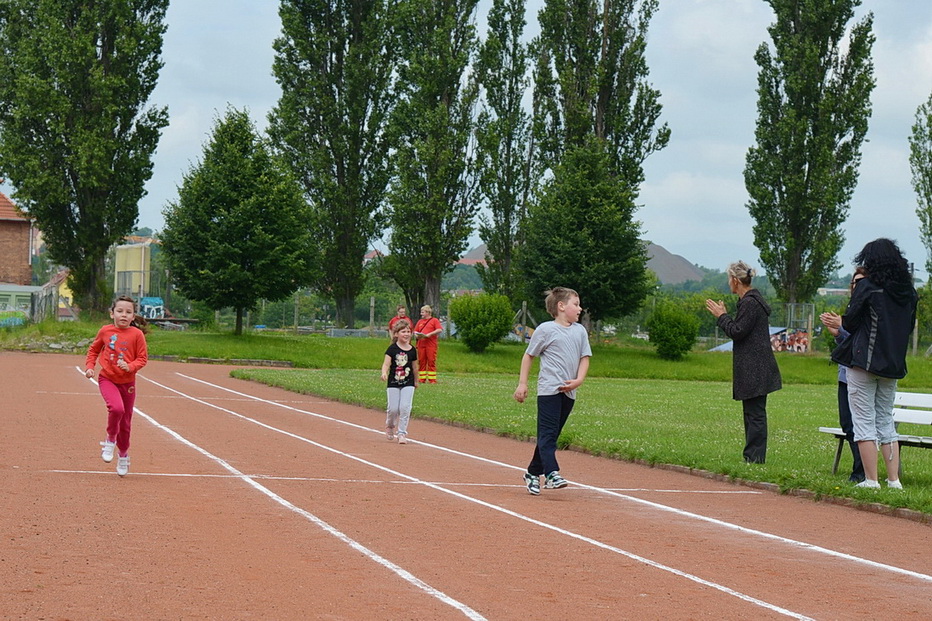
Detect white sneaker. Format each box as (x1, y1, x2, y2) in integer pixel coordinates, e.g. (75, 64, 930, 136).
(854, 479, 880, 489)
(116, 456, 129, 477)
(100, 440, 115, 463)
(398, 434, 407, 444)
(886, 479, 903, 490)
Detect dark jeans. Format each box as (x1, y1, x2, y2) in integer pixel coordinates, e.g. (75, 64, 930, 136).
(742, 395, 768, 463)
(838, 381, 866, 482)
(527, 393, 575, 476)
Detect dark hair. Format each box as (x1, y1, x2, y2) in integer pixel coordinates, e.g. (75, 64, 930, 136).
(854, 238, 910, 288)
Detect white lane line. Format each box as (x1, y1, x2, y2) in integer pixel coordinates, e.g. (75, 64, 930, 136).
(45, 470, 762, 493)
(142, 373, 815, 619)
(175, 372, 932, 586)
(76, 369, 486, 621)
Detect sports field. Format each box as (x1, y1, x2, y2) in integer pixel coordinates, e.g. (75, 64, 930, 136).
(3, 352, 931, 619)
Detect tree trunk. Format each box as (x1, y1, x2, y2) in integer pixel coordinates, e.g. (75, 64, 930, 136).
(335, 296, 355, 329)
(424, 273, 441, 314)
(73, 256, 110, 318)
(235, 308, 244, 335)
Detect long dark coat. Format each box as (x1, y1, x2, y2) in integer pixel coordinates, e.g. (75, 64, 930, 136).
(716, 288, 782, 401)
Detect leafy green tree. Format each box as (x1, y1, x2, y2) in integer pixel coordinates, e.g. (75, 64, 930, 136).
(377, 253, 423, 318)
(160, 108, 316, 335)
(268, 0, 396, 328)
(385, 0, 480, 312)
(646, 299, 699, 360)
(518, 138, 651, 323)
(448, 293, 513, 353)
(917, 282, 932, 351)
(744, 0, 875, 303)
(0, 0, 169, 314)
(473, 0, 532, 302)
(909, 91, 932, 276)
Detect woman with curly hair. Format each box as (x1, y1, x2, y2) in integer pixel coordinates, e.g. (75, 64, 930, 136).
(831, 238, 918, 489)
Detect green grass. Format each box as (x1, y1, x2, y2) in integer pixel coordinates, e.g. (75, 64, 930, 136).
(5, 321, 932, 515)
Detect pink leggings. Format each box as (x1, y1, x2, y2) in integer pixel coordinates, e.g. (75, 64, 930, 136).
(98, 376, 136, 456)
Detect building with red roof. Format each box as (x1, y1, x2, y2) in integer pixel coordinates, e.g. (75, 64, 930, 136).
(0, 192, 32, 285)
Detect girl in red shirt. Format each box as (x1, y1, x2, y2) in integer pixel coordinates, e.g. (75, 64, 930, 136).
(85, 296, 149, 477)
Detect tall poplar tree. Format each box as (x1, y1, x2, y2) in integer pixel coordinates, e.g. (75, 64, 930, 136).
(533, 0, 669, 180)
(384, 0, 479, 311)
(744, 0, 875, 303)
(268, 0, 396, 328)
(473, 0, 532, 303)
(524, 0, 667, 318)
(0, 0, 169, 314)
(909, 92, 932, 276)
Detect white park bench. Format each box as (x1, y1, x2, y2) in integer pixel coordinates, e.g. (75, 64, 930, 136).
(818, 391, 932, 475)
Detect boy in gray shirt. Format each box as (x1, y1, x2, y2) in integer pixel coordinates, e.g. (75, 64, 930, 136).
(514, 287, 592, 495)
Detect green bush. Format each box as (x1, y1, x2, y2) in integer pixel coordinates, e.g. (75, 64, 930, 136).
(448, 293, 513, 353)
(646, 299, 700, 360)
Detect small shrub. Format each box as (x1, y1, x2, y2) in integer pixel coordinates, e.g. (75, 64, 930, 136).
(646, 300, 700, 360)
(448, 293, 513, 353)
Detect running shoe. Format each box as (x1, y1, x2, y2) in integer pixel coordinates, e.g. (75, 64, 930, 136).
(100, 440, 115, 463)
(524, 472, 540, 496)
(545, 471, 568, 489)
(116, 456, 129, 477)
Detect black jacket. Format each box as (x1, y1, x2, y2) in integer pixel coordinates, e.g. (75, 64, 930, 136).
(716, 289, 782, 400)
(831, 276, 917, 379)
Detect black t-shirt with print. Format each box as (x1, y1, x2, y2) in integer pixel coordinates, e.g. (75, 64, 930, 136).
(385, 342, 418, 388)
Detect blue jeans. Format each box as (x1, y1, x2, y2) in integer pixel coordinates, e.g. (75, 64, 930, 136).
(527, 393, 575, 476)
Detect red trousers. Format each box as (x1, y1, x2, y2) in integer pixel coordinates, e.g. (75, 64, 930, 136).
(99, 376, 136, 456)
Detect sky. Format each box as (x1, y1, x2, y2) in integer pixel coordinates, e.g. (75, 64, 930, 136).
(5, 0, 931, 282)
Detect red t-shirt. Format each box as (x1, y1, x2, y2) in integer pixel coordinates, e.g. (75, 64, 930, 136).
(389, 315, 410, 331)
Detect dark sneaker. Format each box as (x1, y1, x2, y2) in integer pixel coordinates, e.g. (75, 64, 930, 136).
(524, 472, 540, 495)
(545, 471, 568, 489)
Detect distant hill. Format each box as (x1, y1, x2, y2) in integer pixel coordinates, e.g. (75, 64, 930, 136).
(645, 242, 705, 285)
(459, 242, 705, 286)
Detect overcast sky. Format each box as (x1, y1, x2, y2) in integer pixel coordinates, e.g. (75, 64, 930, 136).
(9, 1, 931, 281)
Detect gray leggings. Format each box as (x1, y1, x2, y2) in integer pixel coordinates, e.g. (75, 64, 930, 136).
(386, 386, 415, 436)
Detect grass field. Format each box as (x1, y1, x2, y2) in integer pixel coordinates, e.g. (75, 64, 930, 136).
(5, 322, 932, 515)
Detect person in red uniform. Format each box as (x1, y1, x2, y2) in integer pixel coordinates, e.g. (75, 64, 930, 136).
(414, 305, 442, 383)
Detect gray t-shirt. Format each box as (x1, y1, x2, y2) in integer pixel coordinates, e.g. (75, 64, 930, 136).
(525, 321, 592, 399)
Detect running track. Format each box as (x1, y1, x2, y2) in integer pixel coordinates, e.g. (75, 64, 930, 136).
(2, 353, 931, 619)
